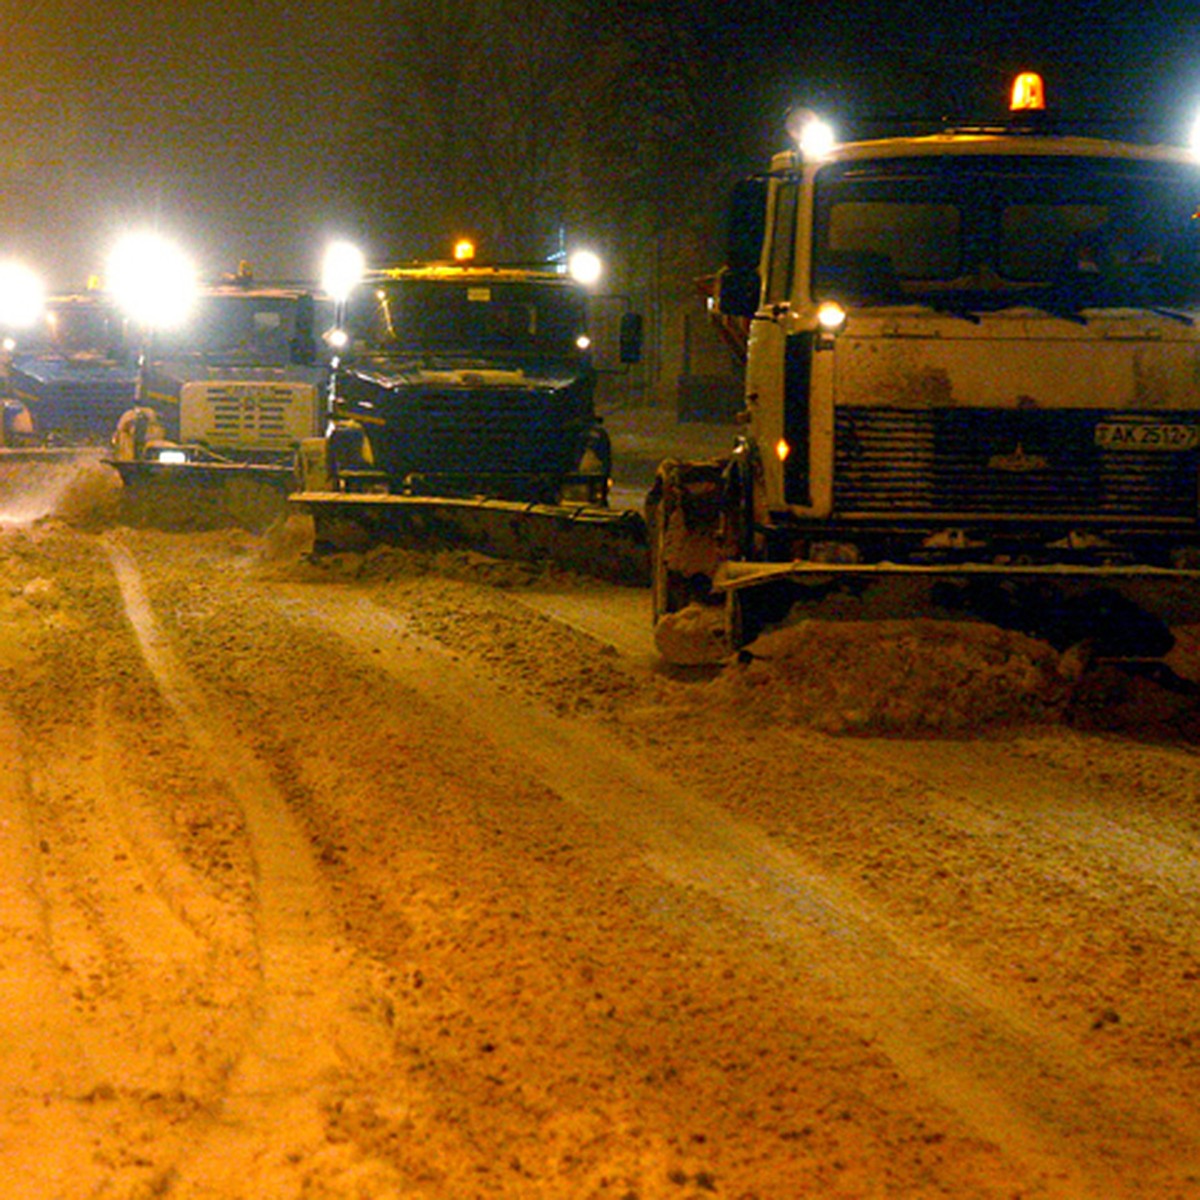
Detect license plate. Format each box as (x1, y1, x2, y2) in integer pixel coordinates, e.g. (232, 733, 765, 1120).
(1094, 422, 1200, 450)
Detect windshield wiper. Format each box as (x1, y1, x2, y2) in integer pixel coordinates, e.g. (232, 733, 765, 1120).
(923, 299, 983, 324)
(1130, 305, 1194, 326)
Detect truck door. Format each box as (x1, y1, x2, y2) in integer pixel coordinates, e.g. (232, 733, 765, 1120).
(746, 173, 834, 516)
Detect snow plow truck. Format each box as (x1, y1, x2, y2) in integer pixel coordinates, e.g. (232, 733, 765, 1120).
(648, 72, 1200, 671)
(109, 273, 332, 529)
(1, 288, 138, 448)
(291, 248, 647, 583)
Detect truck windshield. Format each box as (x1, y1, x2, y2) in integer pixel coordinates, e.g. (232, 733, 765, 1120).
(18, 298, 126, 358)
(154, 294, 309, 362)
(813, 154, 1200, 313)
(347, 278, 589, 359)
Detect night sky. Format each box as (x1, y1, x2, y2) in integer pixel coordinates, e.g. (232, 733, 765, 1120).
(5, 1, 1200, 289)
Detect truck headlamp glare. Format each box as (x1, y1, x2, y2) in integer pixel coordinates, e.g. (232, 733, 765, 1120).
(107, 232, 197, 331)
(817, 301, 847, 333)
(0, 260, 45, 331)
(568, 250, 603, 286)
(786, 107, 835, 160)
(321, 240, 366, 304)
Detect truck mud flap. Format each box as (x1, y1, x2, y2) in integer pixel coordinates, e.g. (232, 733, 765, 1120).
(110, 460, 294, 533)
(290, 492, 650, 586)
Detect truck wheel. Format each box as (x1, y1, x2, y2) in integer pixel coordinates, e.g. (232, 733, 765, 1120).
(295, 437, 334, 492)
(113, 406, 165, 462)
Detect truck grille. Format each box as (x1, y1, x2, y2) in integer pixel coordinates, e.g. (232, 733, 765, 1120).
(183, 382, 316, 449)
(13, 377, 138, 442)
(832, 408, 1200, 520)
(375, 386, 581, 478)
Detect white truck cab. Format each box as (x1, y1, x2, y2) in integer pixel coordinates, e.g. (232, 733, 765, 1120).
(650, 74, 1200, 667)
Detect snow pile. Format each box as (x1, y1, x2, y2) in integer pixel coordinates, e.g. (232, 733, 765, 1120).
(349, 543, 583, 590)
(0, 455, 121, 528)
(50, 458, 123, 528)
(702, 619, 1074, 734)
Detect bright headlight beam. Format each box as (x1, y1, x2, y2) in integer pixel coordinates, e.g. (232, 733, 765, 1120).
(568, 249, 603, 286)
(0, 260, 45, 330)
(786, 107, 836, 160)
(321, 240, 366, 303)
(107, 232, 197, 331)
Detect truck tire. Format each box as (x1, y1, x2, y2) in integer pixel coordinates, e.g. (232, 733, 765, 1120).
(295, 437, 333, 492)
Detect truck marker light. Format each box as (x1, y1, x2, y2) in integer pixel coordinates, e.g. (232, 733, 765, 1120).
(817, 301, 847, 333)
(1010, 72, 1046, 112)
(776, 438, 791, 463)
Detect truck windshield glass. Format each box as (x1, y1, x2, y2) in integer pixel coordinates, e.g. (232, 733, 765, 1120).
(813, 154, 1200, 312)
(348, 279, 589, 358)
(154, 295, 305, 361)
(19, 300, 125, 358)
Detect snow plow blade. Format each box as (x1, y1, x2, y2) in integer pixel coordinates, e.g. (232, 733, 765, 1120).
(0, 446, 105, 464)
(290, 491, 651, 586)
(108, 459, 293, 533)
(707, 559, 1200, 661)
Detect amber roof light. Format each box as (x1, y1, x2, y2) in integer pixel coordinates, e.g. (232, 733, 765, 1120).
(1010, 72, 1046, 113)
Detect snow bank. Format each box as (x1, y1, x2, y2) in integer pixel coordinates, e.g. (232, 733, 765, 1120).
(703, 619, 1074, 734)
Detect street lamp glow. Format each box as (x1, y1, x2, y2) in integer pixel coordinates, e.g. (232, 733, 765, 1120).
(567, 249, 603, 286)
(107, 232, 197, 330)
(0, 260, 45, 330)
(321, 240, 366, 303)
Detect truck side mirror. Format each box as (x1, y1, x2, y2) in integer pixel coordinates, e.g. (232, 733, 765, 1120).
(727, 177, 768, 272)
(290, 293, 318, 365)
(619, 312, 643, 364)
(714, 266, 762, 318)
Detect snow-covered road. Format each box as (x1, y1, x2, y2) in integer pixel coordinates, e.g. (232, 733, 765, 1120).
(1, 457, 1200, 1196)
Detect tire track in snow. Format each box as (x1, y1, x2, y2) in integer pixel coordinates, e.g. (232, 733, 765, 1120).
(0, 704, 107, 1196)
(103, 533, 393, 1195)
(272, 580, 1200, 1198)
(852, 736, 1200, 913)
